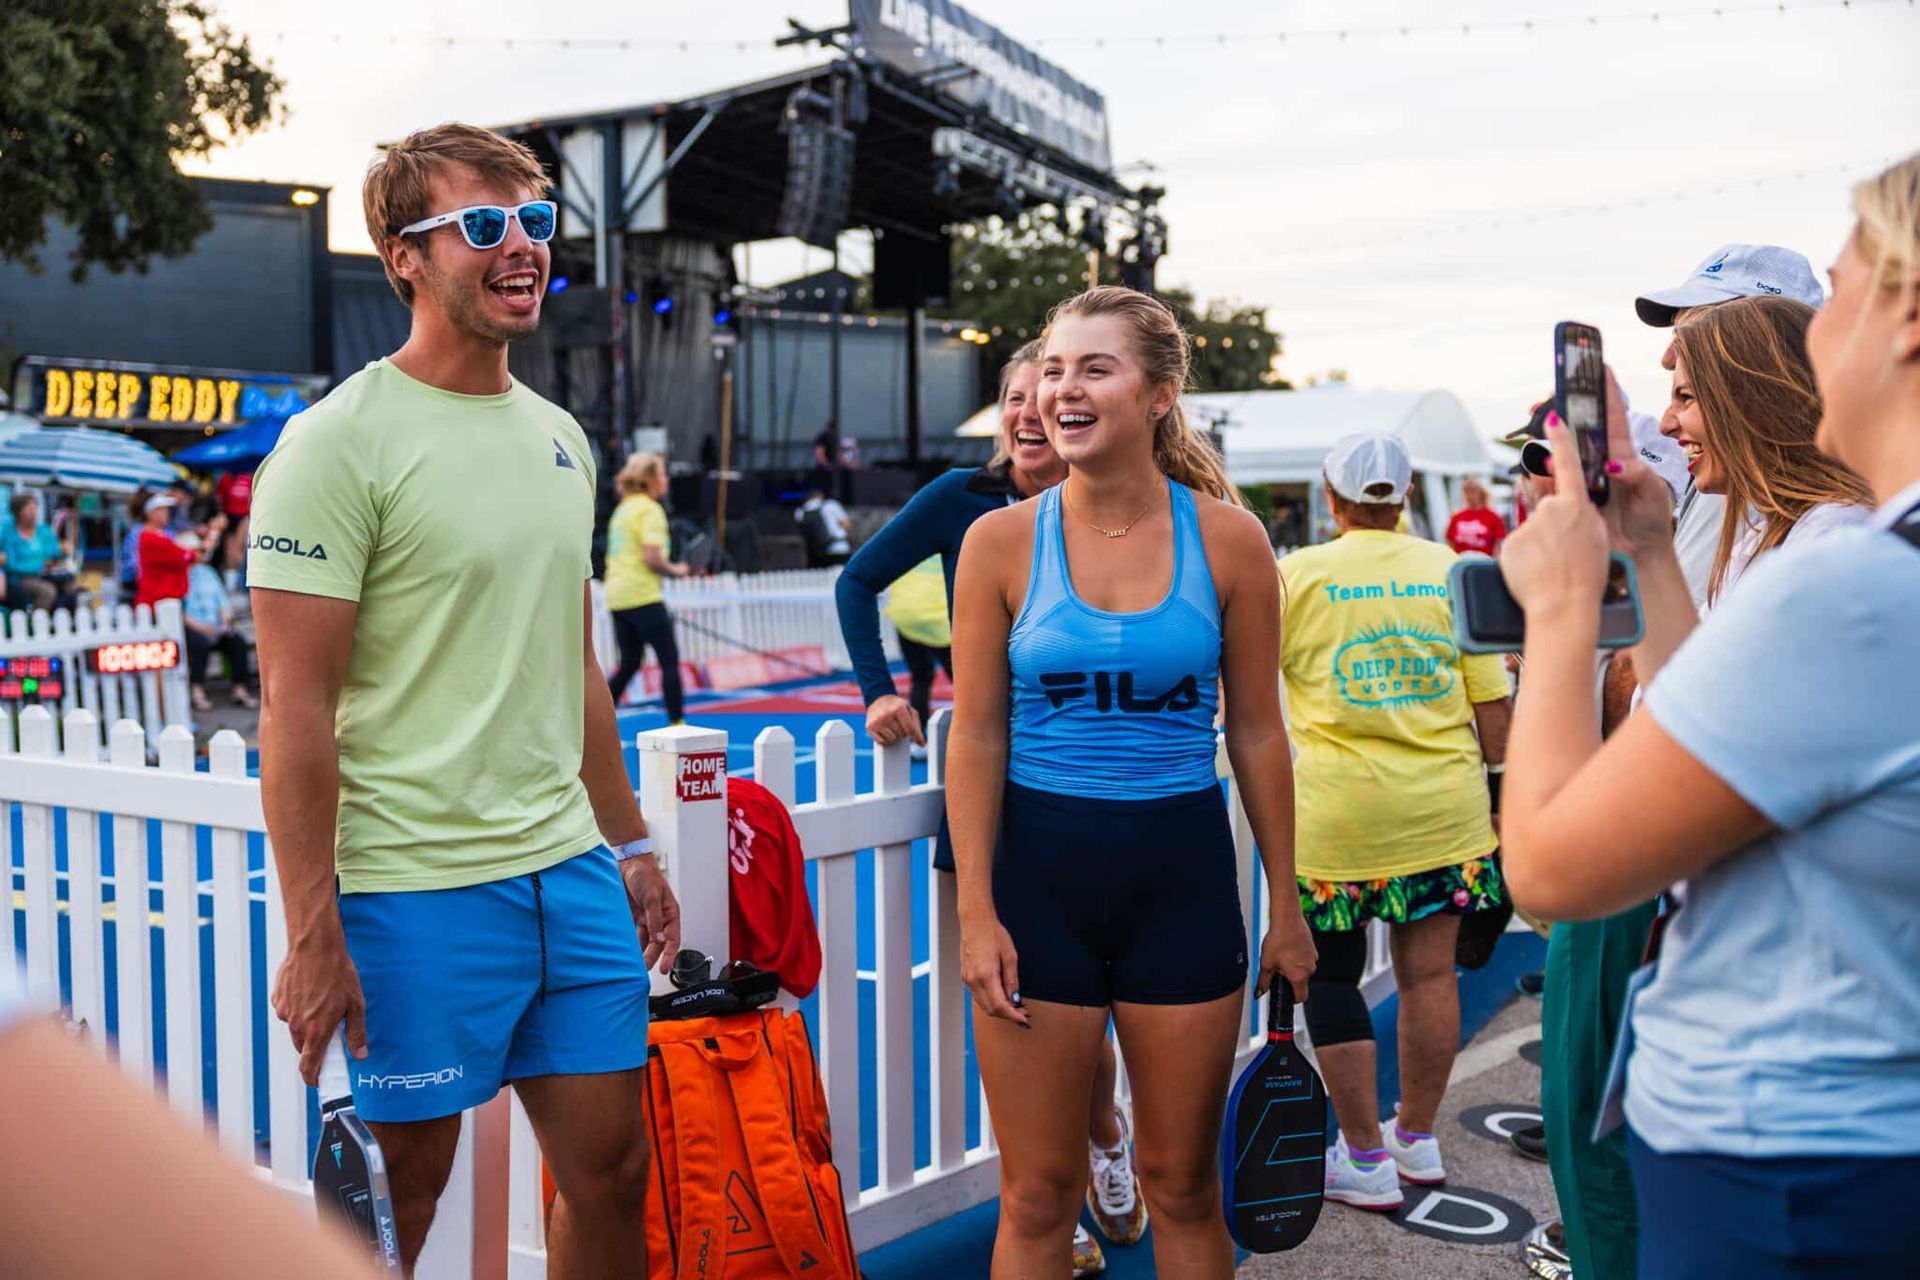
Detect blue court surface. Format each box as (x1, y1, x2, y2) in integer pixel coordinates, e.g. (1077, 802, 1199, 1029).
(6, 671, 1541, 1278)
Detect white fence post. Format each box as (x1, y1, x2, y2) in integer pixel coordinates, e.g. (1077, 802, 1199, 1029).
(17, 707, 59, 1001)
(109, 718, 155, 1085)
(157, 724, 203, 1122)
(633, 723, 732, 970)
(925, 710, 970, 1169)
(208, 729, 255, 1159)
(63, 708, 108, 1048)
(812, 719, 864, 1199)
(872, 736, 916, 1195)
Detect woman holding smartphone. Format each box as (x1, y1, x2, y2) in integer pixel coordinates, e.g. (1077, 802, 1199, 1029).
(1498, 153, 1920, 1279)
(948, 286, 1315, 1279)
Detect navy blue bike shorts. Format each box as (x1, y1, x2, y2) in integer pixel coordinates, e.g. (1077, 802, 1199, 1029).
(992, 780, 1248, 1008)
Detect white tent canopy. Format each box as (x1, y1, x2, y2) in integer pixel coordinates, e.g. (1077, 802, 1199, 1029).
(1188, 386, 1496, 485)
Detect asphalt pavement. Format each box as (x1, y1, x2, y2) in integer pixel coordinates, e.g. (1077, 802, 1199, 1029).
(1236, 996, 1556, 1280)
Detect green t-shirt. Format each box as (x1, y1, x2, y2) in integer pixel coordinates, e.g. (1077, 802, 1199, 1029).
(603, 494, 669, 610)
(248, 359, 602, 893)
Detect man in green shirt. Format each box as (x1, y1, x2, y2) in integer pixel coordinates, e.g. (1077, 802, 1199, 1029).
(251, 124, 678, 1276)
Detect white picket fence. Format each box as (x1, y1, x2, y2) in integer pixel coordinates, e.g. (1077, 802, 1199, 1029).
(1, 599, 190, 750)
(593, 568, 903, 691)
(1, 703, 1393, 1276)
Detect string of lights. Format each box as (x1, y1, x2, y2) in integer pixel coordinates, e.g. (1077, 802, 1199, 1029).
(250, 0, 1907, 55)
(1231, 155, 1899, 261)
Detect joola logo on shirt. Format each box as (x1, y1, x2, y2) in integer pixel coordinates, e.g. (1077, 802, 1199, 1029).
(1039, 671, 1201, 713)
(248, 532, 327, 560)
(552, 438, 576, 469)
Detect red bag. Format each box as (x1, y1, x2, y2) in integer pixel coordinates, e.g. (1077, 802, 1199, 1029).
(726, 778, 822, 998)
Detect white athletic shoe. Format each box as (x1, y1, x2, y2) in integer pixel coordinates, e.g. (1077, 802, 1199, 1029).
(1382, 1109, 1447, 1185)
(1324, 1134, 1404, 1211)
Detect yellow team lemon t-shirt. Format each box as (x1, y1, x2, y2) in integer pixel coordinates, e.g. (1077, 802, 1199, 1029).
(247, 359, 602, 893)
(604, 493, 670, 610)
(884, 555, 952, 649)
(1279, 530, 1508, 882)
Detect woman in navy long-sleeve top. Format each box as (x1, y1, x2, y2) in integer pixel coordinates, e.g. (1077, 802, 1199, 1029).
(835, 340, 1064, 753)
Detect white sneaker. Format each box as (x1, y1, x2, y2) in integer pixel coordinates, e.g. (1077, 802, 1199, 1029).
(1324, 1134, 1404, 1211)
(1086, 1106, 1147, 1245)
(1382, 1109, 1447, 1185)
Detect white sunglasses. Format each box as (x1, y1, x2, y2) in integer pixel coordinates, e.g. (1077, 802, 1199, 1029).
(397, 200, 557, 249)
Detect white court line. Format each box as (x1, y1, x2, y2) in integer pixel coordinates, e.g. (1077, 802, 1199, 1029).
(856, 961, 933, 983)
(1449, 1024, 1540, 1085)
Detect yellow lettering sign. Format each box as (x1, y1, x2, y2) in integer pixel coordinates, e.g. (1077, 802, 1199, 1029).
(116, 373, 142, 419)
(149, 376, 172, 422)
(192, 378, 216, 423)
(169, 377, 192, 422)
(72, 370, 95, 418)
(218, 380, 241, 424)
(43, 369, 71, 417)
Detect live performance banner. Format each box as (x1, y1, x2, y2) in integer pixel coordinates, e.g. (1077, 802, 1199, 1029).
(849, 0, 1113, 173)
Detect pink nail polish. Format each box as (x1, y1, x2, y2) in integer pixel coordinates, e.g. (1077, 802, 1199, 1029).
(1546, 412, 1562, 428)
(1606, 461, 1624, 475)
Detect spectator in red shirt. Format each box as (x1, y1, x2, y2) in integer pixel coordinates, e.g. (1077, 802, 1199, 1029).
(135, 494, 203, 608)
(1445, 477, 1509, 555)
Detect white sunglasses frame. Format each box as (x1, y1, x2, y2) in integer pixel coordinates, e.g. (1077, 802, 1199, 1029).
(396, 200, 557, 248)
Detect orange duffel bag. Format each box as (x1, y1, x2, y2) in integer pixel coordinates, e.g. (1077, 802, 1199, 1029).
(545, 1006, 859, 1279)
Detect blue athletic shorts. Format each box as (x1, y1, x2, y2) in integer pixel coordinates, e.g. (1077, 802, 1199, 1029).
(992, 781, 1248, 1007)
(338, 846, 651, 1123)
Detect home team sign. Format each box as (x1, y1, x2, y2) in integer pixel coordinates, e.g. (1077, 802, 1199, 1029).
(678, 751, 727, 802)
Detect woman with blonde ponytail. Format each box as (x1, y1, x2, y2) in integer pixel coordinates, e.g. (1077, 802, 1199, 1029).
(946, 286, 1313, 1278)
(1497, 152, 1920, 1277)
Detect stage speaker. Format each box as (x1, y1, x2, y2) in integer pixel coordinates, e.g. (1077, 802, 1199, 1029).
(873, 230, 951, 310)
(777, 121, 856, 250)
(544, 285, 610, 347)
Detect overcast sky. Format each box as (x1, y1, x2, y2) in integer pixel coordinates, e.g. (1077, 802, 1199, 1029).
(190, 0, 1918, 436)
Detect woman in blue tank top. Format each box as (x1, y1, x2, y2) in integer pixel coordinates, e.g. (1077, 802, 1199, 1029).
(947, 286, 1317, 1278)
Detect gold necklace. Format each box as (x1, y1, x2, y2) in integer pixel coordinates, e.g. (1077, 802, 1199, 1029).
(1064, 479, 1154, 539)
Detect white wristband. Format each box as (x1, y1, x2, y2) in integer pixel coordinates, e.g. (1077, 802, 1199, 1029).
(1485, 763, 1507, 774)
(610, 837, 654, 862)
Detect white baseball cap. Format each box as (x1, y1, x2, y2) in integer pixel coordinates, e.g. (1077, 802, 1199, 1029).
(144, 494, 178, 515)
(1628, 411, 1689, 507)
(1324, 432, 1412, 504)
(1635, 243, 1823, 327)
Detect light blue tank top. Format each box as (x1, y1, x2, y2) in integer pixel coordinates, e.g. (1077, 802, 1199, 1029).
(1007, 478, 1223, 800)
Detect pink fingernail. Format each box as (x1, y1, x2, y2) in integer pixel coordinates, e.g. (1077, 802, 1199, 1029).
(1606, 461, 1624, 475)
(1546, 412, 1562, 428)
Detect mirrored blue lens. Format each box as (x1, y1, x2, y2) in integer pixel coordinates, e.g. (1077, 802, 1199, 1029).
(460, 207, 508, 248)
(518, 201, 557, 242)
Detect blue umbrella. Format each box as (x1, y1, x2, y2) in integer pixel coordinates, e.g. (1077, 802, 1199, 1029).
(0, 424, 177, 494)
(171, 416, 288, 472)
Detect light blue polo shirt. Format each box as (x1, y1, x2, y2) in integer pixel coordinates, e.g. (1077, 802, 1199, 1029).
(1633, 493, 1920, 1158)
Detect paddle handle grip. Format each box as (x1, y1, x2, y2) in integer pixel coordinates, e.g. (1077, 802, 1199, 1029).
(318, 1028, 352, 1109)
(1268, 980, 1296, 1041)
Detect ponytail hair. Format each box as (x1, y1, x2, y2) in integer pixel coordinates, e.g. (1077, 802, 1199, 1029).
(1043, 286, 1247, 508)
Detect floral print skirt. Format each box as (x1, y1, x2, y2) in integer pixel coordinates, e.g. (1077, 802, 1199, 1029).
(1297, 855, 1505, 932)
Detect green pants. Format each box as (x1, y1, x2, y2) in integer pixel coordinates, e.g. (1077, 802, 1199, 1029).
(1540, 901, 1657, 1280)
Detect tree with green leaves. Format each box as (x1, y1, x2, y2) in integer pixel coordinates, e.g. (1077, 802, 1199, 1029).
(0, 1, 283, 280)
(938, 213, 1289, 391)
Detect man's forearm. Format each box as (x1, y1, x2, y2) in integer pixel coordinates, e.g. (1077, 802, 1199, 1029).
(580, 666, 647, 844)
(258, 703, 345, 947)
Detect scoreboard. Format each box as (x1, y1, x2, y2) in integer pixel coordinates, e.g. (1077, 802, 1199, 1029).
(0, 655, 64, 703)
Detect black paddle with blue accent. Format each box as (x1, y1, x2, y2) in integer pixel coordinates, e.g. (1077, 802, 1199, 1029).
(313, 1031, 402, 1271)
(1220, 981, 1328, 1252)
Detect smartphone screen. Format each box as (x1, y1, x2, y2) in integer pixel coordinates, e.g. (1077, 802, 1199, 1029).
(1555, 322, 1609, 506)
